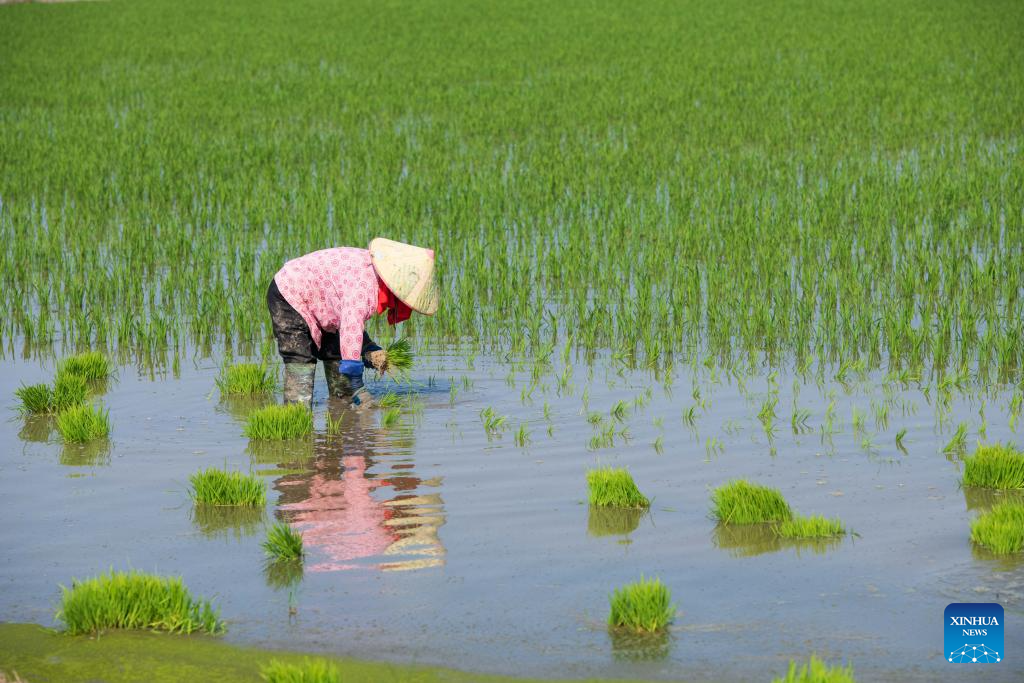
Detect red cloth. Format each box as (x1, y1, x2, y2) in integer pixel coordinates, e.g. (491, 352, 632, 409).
(377, 276, 412, 325)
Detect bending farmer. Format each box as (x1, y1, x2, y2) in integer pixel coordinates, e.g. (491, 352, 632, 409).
(267, 237, 438, 408)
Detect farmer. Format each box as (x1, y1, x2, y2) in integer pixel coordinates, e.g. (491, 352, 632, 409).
(266, 237, 438, 408)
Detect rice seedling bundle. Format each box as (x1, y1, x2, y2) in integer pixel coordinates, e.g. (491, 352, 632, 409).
(217, 363, 276, 396)
(56, 569, 224, 635)
(15, 383, 52, 414)
(607, 576, 674, 633)
(58, 352, 112, 381)
(962, 443, 1024, 489)
(772, 655, 856, 683)
(383, 338, 413, 380)
(0, 1, 1020, 378)
(189, 466, 267, 506)
(970, 501, 1024, 555)
(380, 407, 401, 428)
(51, 372, 89, 413)
(711, 480, 792, 524)
(55, 403, 110, 443)
(776, 515, 846, 539)
(262, 521, 304, 561)
(587, 467, 650, 508)
(260, 659, 341, 683)
(244, 404, 314, 440)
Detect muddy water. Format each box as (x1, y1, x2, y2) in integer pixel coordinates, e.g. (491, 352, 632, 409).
(1, 348, 1022, 682)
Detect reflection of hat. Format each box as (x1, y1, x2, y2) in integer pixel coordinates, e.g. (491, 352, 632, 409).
(369, 238, 439, 315)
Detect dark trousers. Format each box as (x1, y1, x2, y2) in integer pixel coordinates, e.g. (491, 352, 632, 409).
(267, 278, 379, 365)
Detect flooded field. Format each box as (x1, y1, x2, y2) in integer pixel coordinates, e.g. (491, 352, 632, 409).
(2, 347, 1021, 681)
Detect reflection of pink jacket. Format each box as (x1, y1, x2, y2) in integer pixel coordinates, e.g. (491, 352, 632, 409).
(278, 456, 397, 571)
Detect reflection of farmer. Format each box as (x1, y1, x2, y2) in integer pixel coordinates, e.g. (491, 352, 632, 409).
(274, 409, 445, 571)
(267, 238, 439, 408)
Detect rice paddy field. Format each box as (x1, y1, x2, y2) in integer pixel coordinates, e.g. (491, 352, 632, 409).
(1, 0, 1024, 680)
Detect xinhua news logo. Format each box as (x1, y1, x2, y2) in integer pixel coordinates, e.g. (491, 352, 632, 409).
(945, 603, 1003, 664)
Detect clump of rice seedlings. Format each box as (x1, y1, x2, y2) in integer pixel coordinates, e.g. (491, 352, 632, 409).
(189, 466, 266, 506)
(480, 406, 508, 436)
(970, 501, 1024, 554)
(608, 576, 674, 633)
(962, 443, 1024, 489)
(52, 372, 89, 412)
(55, 403, 110, 443)
(380, 407, 401, 428)
(587, 467, 650, 508)
(58, 351, 112, 381)
(217, 362, 276, 396)
(262, 521, 304, 561)
(382, 338, 413, 381)
(943, 422, 969, 455)
(772, 655, 855, 683)
(377, 391, 403, 408)
(514, 423, 531, 446)
(56, 569, 224, 635)
(776, 514, 846, 539)
(260, 658, 341, 683)
(245, 404, 313, 440)
(711, 479, 792, 524)
(15, 383, 53, 414)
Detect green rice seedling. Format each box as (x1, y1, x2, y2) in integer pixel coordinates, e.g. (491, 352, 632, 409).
(587, 467, 650, 508)
(514, 423, 531, 446)
(711, 480, 792, 524)
(380, 407, 401, 428)
(479, 407, 508, 436)
(610, 400, 630, 422)
(51, 372, 88, 413)
(55, 403, 110, 443)
(962, 443, 1024, 489)
(383, 338, 413, 380)
(260, 658, 341, 683)
(772, 655, 855, 683)
(58, 351, 112, 381)
(776, 514, 846, 539)
(15, 383, 52, 414)
(970, 501, 1024, 554)
(189, 466, 266, 506)
(944, 422, 969, 455)
(56, 569, 224, 635)
(217, 363, 276, 396)
(377, 391, 403, 408)
(607, 576, 674, 633)
(262, 521, 304, 562)
(245, 404, 313, 440)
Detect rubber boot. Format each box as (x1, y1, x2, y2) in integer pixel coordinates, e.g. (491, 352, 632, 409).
(323, 362, 355, 399)
(283, 363, 316, 406)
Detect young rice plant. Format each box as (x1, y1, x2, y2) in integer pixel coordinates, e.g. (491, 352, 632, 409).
(608, 576, 674, 633)
(711, 480, 792, 524)
(189, 466, 267, 506)
(245, 404, 314, 440)
(587, 467, 650, 508)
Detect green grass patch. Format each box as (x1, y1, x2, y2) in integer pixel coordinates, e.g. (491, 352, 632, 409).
(244, 404, 313, 440)
(380, 407, 401, 428)
(607, 576, 674, 633)
(52, 373, 89, 412)
(586, 467, 650, 508)
(962, 442, 1024, 489)
(776, 515, 846, 539)
(189, 467, 266, 506)
(15, 383, 53, 414)
(55, 404, 110, 443)
(970, 500, 1024, 554)
(772, 655, 855, 683)
(58, 352, 112, 381)
(218, 363, 276, 396)
(711, 479, 792, 524)
(56, 570, 224, 636)
(262, 522, 304, 562)
(261, 658, 341, 683)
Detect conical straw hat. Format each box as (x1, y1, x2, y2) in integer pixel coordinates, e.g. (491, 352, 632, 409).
(368, 237, 439, 315)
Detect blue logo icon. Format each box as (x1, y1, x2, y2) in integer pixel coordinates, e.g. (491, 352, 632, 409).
(945, 603, 1003, 663)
